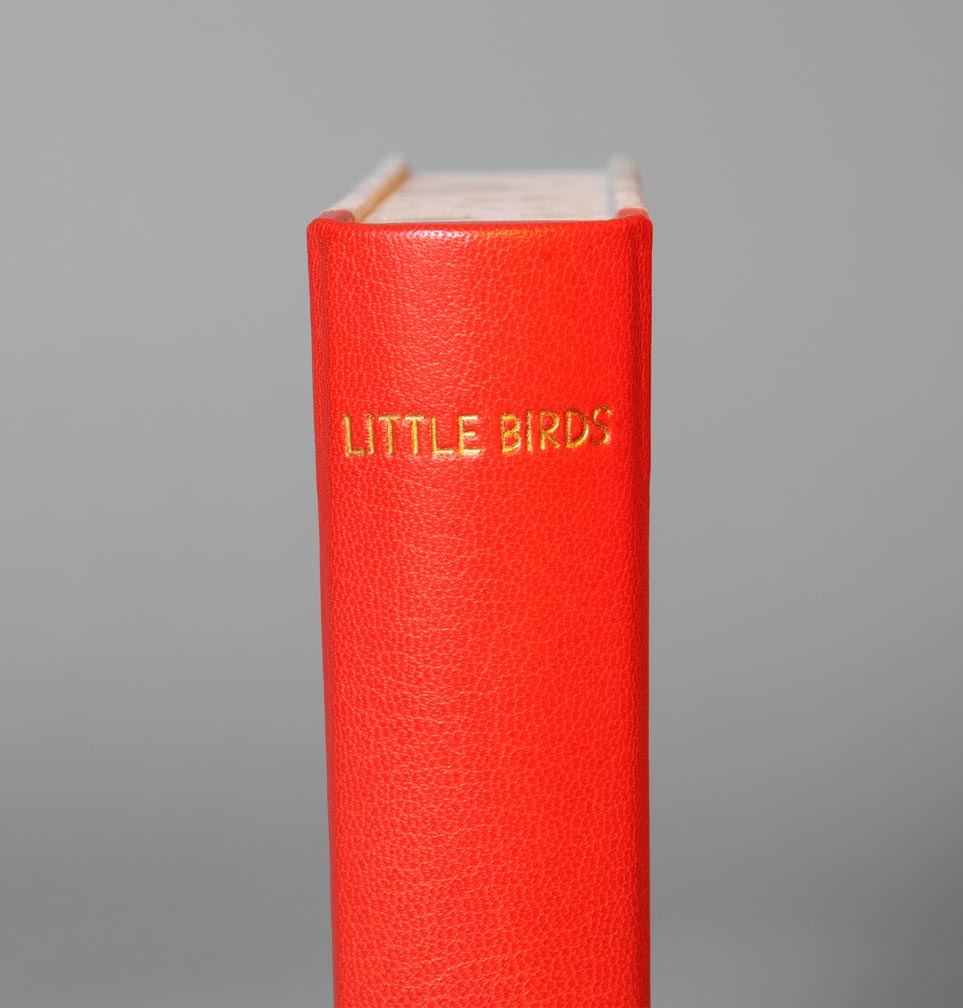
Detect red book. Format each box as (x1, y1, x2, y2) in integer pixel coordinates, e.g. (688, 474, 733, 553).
(306, 157, 652, 1007)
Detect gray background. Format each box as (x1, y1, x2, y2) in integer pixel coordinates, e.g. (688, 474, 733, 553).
(2, 1, 961, 1005)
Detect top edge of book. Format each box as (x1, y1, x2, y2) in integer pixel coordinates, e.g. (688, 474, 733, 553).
(323, 155, 647, 224)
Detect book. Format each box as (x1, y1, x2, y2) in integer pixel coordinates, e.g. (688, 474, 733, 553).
(306, 156, 652, 1007)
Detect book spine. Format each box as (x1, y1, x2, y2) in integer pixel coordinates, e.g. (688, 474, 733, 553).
(307, 213, 652, 1008)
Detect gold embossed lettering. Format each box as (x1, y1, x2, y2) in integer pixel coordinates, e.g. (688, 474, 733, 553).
(457, 414, 482, 456)
(430, 416, 456, 456)
(403, 415, 426, 454)
(364, 414, 375, 454)
(377, 414, 401, 455)
(565, 408, 589, 448)
(500, 413, 522, 453)
(346, 405, 611, 459)
(591, 406, 612, 445)
(539, 410, 561, 450)
(343, 415, 366, 457)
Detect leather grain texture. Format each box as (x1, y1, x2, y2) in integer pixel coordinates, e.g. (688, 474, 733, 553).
(307, 213, 652, 1008)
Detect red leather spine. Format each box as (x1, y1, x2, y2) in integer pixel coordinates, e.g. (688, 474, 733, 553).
(307, 213, 652, 1008)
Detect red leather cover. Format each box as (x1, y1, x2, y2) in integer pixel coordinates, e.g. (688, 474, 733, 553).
(307, 210, 652, 1007)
